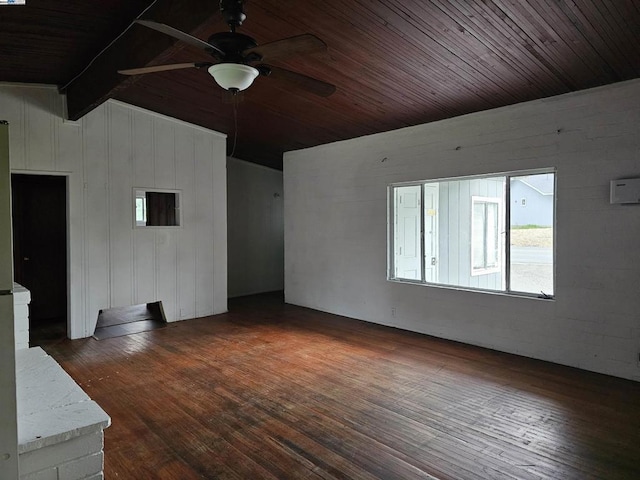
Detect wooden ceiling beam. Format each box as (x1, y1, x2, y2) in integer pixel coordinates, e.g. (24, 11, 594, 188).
(63, 0, 217, 121)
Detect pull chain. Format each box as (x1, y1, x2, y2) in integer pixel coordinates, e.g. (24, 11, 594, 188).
(230, 94, 239, 158)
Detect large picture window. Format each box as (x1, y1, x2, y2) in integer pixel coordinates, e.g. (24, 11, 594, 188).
(388, 170, 555, 298)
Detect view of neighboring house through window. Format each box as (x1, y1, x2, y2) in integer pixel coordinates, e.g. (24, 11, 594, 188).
(389, 170, 555, 297)
(509, 172, 554, 296)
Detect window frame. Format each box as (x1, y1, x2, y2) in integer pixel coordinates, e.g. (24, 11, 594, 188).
(387, 168, 556, 299)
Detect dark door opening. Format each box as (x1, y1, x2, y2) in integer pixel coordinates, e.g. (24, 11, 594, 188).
(11, 173, 67, 345)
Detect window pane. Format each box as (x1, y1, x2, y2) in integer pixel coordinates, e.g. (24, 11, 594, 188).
(436, 178, 505, 290)
(393, 185, 423, 280)
(509, 173, 554, 296)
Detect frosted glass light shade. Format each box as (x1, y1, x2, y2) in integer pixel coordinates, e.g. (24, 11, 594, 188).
(207, 63, 259, 91)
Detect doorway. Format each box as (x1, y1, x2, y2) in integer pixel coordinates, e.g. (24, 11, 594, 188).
(11, 173, 67, 345)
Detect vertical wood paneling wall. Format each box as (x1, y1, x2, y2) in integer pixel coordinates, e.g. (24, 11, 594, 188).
(284, 79, 640, 381)
(0, 85, 227, 338)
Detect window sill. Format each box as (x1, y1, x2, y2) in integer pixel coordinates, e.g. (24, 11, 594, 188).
(387, 277, 555, 301)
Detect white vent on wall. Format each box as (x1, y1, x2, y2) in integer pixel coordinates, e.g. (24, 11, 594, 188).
(610, 178, 640, 204)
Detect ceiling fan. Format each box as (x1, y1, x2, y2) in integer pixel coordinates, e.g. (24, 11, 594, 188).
(118, 0, 336, 97)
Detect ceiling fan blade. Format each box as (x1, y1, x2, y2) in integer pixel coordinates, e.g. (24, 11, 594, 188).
(135, 20, 224, 57)
(244, 34, 327, 61)
(118, 62, 210, 75)
(266, 65, 336, 97)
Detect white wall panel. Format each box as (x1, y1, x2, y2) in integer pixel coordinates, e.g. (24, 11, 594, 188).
(175, 128, 197, 320)
(284, 79, 640, 382)
(107, 104, 134, 309)
(153, 119, 175, 189)
(134, 229, 156, 305)
(155, 230, 178, 321)
(1, 85, 228, 338)
(82, 108, 110, 333)
(24, 88, 56, 172)
(193, 134, 215, 317)
(132, 113, 154, 186)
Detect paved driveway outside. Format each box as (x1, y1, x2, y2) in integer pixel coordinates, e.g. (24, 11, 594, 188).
(510, 246, 553, 295)
(511, 246, 552, 265)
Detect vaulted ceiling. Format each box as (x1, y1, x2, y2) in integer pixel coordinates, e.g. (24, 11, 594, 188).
(1, 0, 639, 169)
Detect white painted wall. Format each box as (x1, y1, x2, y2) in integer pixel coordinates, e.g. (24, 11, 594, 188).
(0, 84, 228, 339)
(0, 120, 19, 477)
(227, 157, 284, 297)
(284, 79, 640, 382)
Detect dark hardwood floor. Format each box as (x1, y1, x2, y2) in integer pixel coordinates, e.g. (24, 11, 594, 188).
(43, 293, 640, 480)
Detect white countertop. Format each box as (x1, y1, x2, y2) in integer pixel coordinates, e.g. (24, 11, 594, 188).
(15, 347, 111, 454)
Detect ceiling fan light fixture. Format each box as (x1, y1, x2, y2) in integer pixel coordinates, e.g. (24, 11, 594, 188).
(208, 63, 259, 92)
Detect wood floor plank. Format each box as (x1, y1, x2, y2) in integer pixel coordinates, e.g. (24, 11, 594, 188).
(43, 293, 640, 480)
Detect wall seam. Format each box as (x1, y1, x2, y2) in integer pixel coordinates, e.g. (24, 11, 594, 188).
(106, 104, 112, 309)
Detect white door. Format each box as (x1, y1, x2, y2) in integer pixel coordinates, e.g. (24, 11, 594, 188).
(394, 185, 422, 280)
(424, 185, 439, 282)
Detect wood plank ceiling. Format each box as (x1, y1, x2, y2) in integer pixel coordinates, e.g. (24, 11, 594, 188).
(1, 0, 639, 169)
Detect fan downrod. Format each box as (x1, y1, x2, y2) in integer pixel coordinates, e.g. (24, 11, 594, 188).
(220, 0, 246, 33)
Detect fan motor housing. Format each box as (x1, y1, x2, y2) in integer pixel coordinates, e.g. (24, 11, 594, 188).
(208, 32, 257, 62)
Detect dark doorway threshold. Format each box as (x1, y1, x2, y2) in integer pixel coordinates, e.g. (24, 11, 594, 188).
(93, 302, 166, 340)
(30, 316, 67, 348)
